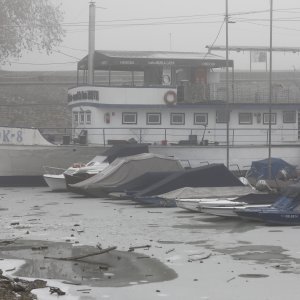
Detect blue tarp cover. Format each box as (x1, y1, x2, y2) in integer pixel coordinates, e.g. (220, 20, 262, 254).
(247, 157, 296, 180)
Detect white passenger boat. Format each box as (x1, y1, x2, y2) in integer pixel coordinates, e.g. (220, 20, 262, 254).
(66, 49, 300, 171)
(2, 4, 300, 186)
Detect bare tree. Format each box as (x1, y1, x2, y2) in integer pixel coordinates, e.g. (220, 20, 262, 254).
(0, 0, 65, 64)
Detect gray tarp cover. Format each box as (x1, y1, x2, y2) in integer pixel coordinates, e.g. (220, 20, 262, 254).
(159, 186, 257, 200)
(70, 153, 183, 196)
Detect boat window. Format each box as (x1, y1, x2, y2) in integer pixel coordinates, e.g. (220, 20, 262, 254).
(239, 113, 253, 125)
(194, 113, 208, 125)
(283, 111, 296, 123)
(133, 71, 144, 86)
(171, 113, 185, 125)
(216, 110, 229, 123)
(144, 67, 163, 86)
(147, 113, 161, 125)
(86, 111, 91, 125)
(73, 112, 79, 125)
(94, 70, 110, 85)
(122, 112, 137, 124)
(263, 113, 276, 125)
(110, 71, 135, 86)
(79, 112, 85, 124)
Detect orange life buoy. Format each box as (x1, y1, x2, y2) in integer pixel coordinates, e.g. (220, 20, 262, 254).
(164, 90, 177, 105)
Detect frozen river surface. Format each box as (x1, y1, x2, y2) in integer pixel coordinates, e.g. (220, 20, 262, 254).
(0, 187, 300, 300)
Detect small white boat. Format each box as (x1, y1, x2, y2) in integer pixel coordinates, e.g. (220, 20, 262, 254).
(43, 173, 67, 192)
(196, 199, 243, 212)
(175, 197, 237, 212)
(43, 156, 108, 191)
(43, 164, 81, 191)
(201, 204, 272, 218)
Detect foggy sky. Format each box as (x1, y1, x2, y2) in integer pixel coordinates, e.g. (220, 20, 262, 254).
(4, 0, 300, 72)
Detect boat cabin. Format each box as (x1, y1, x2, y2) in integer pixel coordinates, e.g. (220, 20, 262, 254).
(70, 50, 233, 104)
(67, 51, 300, 147)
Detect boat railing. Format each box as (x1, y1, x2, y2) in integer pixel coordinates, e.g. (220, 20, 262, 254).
(69, 81, 300, 103)
(43, 166, 66, 175)
(39, 127, 300, 147)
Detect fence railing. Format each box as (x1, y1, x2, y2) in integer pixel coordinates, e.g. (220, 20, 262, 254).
(39, 126, 300, 147)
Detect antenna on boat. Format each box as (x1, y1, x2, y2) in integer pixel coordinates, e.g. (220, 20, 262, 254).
(88, 1, 96, 85)
(268, 0, 273, 179)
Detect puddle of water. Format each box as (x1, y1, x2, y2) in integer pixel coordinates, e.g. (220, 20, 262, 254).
(185, 240, 208, 245)
(239, 273, 269, 278)
(213, 244, 300, 274)
(157, 240, 184, 245)
(0, 240, 177, 287)
(60, 214, 83, 218)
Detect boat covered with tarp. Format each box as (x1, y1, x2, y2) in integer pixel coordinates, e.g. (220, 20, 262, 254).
(109, 171, 175, 199)
(246, 157, 297, 191)
(64, 144, 149, 187)
(132, 164, 245, 206)
(68, 153, 184, 197)
(135, 164, 244, 198)
(102, 144, 149, 164)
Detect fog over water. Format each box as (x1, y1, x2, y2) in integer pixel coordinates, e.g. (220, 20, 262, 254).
(3, 0, 300, 72)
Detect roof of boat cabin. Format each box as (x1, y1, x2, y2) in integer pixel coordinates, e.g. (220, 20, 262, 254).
(77, 50, 234, 70)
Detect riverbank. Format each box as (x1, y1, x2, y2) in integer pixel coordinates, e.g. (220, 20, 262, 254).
(0, 187, 300, 299)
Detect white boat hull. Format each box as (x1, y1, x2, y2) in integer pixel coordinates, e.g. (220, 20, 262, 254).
(43, 174, 67, 191)
(175, 199, 201, 212)
(150, 144, 300, 170)
(1, 142, 300, 186)
(201, 204, 271, 217)
(0, 144, 106, 186)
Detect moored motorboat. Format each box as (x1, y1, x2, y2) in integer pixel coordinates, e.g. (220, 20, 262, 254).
(246, 158, 298, 192)
(43, 156, 108, 192)
(43, 144, 149, 191)
(64, 144, 150, 188)
(197, 192, 278, 213)
(173, 186, 255, 212)
(68, 153, 184, 197)
(236, 183, 300, 224)
(42, 173, 67, 192)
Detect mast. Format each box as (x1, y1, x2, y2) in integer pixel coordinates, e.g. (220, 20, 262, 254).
(268, 0, 273, 179)
(225, 0, 230, 168)
(88, 1, 96, 85)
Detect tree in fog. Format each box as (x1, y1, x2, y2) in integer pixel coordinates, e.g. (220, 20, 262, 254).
(0, 0, 65, 64)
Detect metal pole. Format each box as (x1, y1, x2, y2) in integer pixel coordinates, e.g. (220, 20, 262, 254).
(268, 0, 273, 179)
(103, 128, 106, 146)
(88, 2, 96, 85)
(232, 64, 235, 103)
(225, 0, 230, 168)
